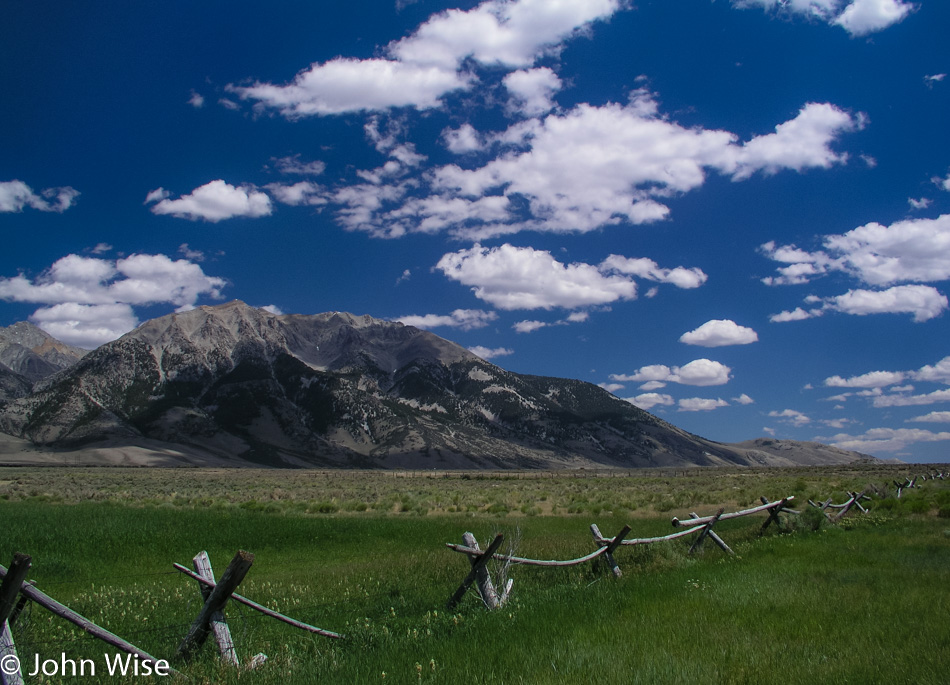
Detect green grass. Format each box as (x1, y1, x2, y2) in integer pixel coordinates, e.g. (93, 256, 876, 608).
(0, 467, 948, 683)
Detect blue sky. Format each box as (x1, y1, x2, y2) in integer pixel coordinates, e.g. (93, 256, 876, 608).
(2, 0, 949, 462)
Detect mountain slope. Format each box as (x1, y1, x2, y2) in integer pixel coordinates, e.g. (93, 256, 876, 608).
(0, 302, 873, 468)
(0, 322, 87, 383)
(0, 363, 32, 402)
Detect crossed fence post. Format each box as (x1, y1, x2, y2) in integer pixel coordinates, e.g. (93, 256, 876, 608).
(589, 525, 632, 577)
(809, 491, 871, 523)
(0, 554, 31, 685)
(177, 550, 254, 662)
(447, 533, 506, 610)
(831, 491, 871, 523)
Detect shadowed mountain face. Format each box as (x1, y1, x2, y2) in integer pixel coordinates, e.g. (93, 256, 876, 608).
(0, 363, 32, 402)
(0, 302, 873, 468)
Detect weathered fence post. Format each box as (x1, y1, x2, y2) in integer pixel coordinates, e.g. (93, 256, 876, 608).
(688, 513, 734, 555)
(831, 491, 871, 523)
(447, 533, 504, 610)
(178, 550, 254, 662)
(590, 524, 632, 577)
(192, 551, 239, 666)
(759, 497, 794, 531)
(0, 554, 31, 685)
(808, 497, 835, 521)
(462, 533, 501, 609)
(689, 508, 725, 555)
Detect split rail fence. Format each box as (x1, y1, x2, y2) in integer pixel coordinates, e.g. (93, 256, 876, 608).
(0, 549, 343, 684)
(447, 495, 799, 609)
(1, 471, 944, 679)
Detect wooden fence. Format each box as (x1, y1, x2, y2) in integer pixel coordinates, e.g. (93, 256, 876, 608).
(446, 495, 799, 609)
(1, 472, 943, 679)
(0, 549, 342, 684)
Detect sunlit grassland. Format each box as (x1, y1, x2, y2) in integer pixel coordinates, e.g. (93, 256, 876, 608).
(1, 465, 948, 684)
(0, 462, 933, 517)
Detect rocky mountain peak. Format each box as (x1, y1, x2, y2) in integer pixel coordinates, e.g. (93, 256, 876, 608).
(0, 321, 87, 383)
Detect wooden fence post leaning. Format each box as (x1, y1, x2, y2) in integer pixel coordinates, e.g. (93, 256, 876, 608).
(808, 497, 835, 521)
(0, 554, 31, 685)
(447, 533, 504, 610)
(687, 512, 734, 556)
(689, 508, 725, 555)
(463, 533, 501, 609)
(178, 550, 254, 662)
(590, 524, 632, 577)
(759, 497, 795, 532)
(192, 551, 239, 666)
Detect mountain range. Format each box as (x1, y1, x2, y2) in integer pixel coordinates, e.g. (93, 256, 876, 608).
(0, 301, 874, 468)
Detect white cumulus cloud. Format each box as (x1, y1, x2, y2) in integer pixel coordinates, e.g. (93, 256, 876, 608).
(769, 307, 821, 323)
(600, 256, 707, 289)
(421, 98, 860, 239)
(230, 0, 620, 117)
(513, 320, 549, 334)
(833, 0, 916, 37)
(626, 393, 675, 411)
(29, 303, 140, 350)
(825, 370, 906, 388)
(435, 244, 711, 312)
(825, 285, 948, 322)
(504, 67, 562, 117)
(0, 253, 226, 348)
(443, 124, 485, 154)
(914, 356, 950, 384)
(771, 286, 948, 324)
(148, 180, 272, 222)
(678, 397, 730, 412)
(764, 213, 950, 286)
(733, 0, 915, 36)
(908, 411, 950, 423)
(436, 244, 637, 310)
(679, 319, 758, 347)
(610, 359, 732, 387)
(265, 181, 327, 207)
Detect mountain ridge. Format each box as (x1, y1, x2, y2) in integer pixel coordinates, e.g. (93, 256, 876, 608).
(0, 321, 87, 390)
(0, 301, 876, 469)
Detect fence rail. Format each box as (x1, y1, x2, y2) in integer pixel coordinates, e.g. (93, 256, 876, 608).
(445, 494, 800, 608)
(0, 557, 178, 683)
(0, 547, 345, 684)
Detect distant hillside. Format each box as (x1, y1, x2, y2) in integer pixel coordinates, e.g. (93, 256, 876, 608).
(0, 301, 876, 469)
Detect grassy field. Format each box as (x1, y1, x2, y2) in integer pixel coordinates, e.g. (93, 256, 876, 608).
(1, 464, 948, 684)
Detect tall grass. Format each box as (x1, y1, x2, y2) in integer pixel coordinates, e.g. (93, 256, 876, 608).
(0, 468, 948, 683)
